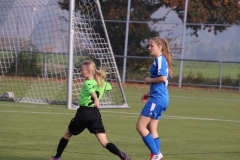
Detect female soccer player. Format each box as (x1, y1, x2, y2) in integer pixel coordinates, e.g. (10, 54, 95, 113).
(49, 60, 131, 160)
(136, 37, 173, 160)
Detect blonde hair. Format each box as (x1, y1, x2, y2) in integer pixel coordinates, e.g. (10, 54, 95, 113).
(82, 60, 107, 87)
(150, 37, 173, 78)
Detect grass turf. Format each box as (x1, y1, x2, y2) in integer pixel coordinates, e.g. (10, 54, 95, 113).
(0, 86, 240, 160)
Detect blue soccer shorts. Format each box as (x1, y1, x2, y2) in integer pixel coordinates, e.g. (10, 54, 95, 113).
(140, 101, 167, 120)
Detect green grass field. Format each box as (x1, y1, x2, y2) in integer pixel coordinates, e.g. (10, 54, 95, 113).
(0, 86, 240, 160)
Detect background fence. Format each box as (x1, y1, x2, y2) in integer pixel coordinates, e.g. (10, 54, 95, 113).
(98, 0, 240, 90)
(115, 55, 240, 90)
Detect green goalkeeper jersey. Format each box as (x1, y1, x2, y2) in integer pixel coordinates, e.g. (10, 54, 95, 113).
(79, 79, 112, 107)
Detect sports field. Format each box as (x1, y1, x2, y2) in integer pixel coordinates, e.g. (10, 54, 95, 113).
(0, 85, 240, 160)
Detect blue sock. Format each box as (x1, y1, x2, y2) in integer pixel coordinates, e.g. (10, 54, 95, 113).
(154, 137, 160, 152)
(142, 133, 158, 155)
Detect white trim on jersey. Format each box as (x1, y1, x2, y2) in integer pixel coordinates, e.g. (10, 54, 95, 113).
(157, 56, 163, 75)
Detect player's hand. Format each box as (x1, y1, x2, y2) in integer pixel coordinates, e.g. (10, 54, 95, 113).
(141, 93, 149, 103)
(94, 99, 100, 107)
(144, 77, 151, 83)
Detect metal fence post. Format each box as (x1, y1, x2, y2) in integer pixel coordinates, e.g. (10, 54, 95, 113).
(44, 52, 47, 78)
(15, 51, 18, 76)
(238, 74, 240, 92)
(122, 0, 131, 83)
(219, 62, 222, 90)
(178, 0, 189, 87)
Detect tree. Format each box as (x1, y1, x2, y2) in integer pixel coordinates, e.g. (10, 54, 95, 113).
(160, 0, 240, 36)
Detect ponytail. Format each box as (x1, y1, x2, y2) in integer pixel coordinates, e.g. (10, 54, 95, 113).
(162, 39, 173, 78)
(95, 66, 107, 87)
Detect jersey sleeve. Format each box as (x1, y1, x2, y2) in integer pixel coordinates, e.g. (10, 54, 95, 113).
(83, 80, 95, 94)
(104, 82, 112, 91)
(156, 56, 168, 77)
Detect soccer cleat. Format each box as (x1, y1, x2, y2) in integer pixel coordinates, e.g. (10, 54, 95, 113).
(119, 151, 131, 160)
(159, 152, 163, 160)
(49, 156, 61, 160)
(150, 152, 163, 160)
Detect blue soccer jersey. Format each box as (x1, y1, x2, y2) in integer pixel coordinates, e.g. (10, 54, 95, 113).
(141, 55, 169, 119)
(149, 55, 169, 102)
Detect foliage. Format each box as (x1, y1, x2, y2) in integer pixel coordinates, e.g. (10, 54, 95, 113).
(8, 52, 41, 77)
(222, 75, 240, 86)
(175, 72, 239, 87)
(160, 0, 240, 36)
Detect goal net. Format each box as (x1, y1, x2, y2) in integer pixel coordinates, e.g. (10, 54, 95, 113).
(0, 0, 129, 108)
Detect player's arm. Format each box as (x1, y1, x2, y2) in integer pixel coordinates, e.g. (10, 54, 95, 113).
(104, 82, 112, 91)
(144, 75, 167, 83)
(91, 92, 100, 107)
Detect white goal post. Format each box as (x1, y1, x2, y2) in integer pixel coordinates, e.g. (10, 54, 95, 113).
(0, 0, 129, 109)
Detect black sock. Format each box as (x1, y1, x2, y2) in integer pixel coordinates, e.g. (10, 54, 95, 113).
(106, 142, 121, 155)
(106, 143, 125, 159)
(55, 137, 69, 158)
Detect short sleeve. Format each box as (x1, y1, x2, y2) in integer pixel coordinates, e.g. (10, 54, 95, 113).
(156, 56, 168, 77)
(105, 82, 112, 91)
(83, 81, 95, 94)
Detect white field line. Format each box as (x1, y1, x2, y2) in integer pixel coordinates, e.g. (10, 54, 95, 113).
(2, 104, 65, 109)
(171, 95, 240, 102)
(0, 107, 240, 123)
(0, 110, 73, 115)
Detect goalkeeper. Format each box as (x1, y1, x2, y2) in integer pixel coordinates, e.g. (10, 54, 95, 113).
(49, 60, 131, 160)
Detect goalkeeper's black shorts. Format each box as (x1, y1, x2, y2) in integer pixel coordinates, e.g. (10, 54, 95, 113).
(68, 106, 105, 135)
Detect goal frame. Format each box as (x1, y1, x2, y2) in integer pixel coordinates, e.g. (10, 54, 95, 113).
(0, 0, 129, 109)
